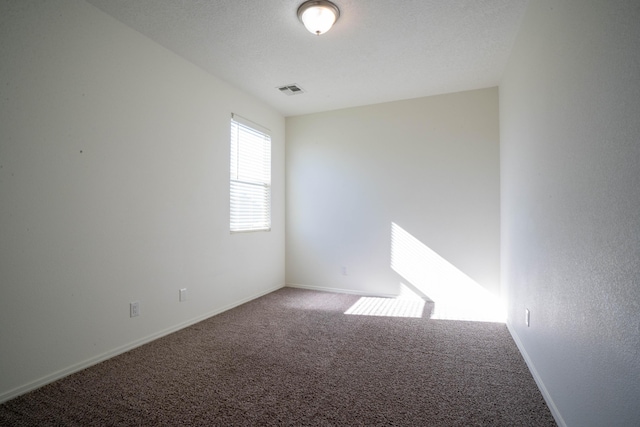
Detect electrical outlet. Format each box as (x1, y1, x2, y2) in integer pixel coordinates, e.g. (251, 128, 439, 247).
(341, 266, 348, 276)
(525, 308, 530, 327)
(130, 301, 140, 318)
(179, 288, 187, 302)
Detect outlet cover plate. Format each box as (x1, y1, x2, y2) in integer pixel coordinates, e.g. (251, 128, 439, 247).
(130, 301, 140, 317)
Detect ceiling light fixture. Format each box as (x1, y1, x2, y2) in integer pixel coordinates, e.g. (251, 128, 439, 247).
(297, 0, 340, 36)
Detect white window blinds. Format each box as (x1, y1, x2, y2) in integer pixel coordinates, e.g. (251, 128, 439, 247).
(230, 114, 271, 232)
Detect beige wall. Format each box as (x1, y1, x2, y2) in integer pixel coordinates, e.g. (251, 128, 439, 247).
(286, 88, 500, 309)
(0, 0, 285, 401)
(501, 0, 640, 425)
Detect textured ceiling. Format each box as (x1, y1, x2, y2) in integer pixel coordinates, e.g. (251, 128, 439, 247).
(86, 0, 529, 117)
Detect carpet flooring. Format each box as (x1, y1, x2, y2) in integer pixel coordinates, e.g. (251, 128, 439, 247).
(0, 287, 556, 426)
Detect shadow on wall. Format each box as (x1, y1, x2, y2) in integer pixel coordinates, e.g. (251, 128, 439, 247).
(345, 223, 505, 322)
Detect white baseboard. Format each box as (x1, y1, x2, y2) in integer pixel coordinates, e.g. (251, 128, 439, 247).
(285, 283, 398, 298)
(0, 284, 284, 404)
(506, 322, 567, 427)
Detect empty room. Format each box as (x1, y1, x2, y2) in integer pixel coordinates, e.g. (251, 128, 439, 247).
(0, 0, 638, 426)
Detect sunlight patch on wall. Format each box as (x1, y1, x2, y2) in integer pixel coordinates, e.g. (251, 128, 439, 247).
(390, 222, 505, 323)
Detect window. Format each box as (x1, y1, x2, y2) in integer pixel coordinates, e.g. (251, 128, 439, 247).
(229, 114, 271, 232)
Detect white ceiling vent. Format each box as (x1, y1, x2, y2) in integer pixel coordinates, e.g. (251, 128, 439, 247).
(277, 84, 305, 96)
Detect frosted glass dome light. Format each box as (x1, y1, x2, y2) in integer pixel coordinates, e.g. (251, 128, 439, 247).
(297, 1, 340, 35)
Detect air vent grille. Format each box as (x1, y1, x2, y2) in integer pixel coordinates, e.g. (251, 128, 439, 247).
(277, 84, 304, 96)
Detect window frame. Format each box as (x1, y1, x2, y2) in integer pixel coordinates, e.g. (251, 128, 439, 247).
(229, 113, 272, 233)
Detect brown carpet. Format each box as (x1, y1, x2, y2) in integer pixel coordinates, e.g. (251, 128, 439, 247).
(0, 287, 556, 426)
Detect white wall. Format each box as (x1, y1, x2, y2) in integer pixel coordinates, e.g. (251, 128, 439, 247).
(286, 89, 500, 305)
(0, 0, 285, 401)
(500, 1, 640, 425)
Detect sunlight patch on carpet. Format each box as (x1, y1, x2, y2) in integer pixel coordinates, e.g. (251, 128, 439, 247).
(344, 296, 425, 318)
